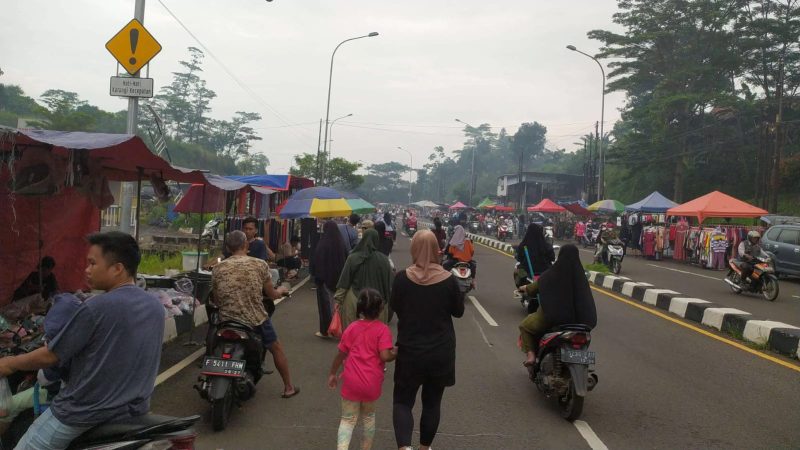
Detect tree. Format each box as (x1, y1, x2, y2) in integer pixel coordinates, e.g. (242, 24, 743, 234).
(356, 161, 411, 203)
(290, 153, 364, 189)
(236, 152, 270, 175)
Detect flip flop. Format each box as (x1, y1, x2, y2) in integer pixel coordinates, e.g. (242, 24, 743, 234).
(522, 360, 535, 367)
(281, 387, 300, 399)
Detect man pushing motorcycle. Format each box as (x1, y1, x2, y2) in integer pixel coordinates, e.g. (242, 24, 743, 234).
(736, 230, 768, 285)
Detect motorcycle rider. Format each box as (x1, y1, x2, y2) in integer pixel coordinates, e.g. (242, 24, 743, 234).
(405, 212, 417, 235)
(737, 230, 768, 285)
(443, 225, 476, 287)
(594, 224, 618, 265)
(431, 217, 447, 250)
(515, 223, 555, 288)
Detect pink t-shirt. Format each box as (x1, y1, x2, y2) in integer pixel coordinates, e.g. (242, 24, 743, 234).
(338, 319, 394, 402)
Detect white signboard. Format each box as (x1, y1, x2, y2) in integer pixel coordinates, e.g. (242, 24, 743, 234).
(109, 76, 154, 98)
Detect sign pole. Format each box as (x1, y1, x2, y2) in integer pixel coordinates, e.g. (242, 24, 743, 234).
(120, 0, 146, 235)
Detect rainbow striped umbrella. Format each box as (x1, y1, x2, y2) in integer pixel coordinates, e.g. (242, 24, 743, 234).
(587, 199, 625, 214)
(279, 187, 375, 218)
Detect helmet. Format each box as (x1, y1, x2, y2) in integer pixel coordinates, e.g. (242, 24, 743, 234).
(748, 230, 761, 240)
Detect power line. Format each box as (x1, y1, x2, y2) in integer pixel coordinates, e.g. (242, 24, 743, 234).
(156, 0, 316, 148)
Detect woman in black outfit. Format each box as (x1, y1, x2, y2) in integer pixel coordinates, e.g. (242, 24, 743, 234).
(374, 220, 394, 256)
(309, 220, 348, 338)
(390, 230, 464, 450)
(514, 223, 556, 286)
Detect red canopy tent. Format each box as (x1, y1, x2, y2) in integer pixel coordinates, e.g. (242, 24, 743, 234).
(492, 205, 515, 212)
(562, 203, 594, 217)
(449, 201, 468, 210)
(666, 191, 768, 223)
(528, 199, 567, 213)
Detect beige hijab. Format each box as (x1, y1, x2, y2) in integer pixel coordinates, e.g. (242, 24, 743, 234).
(406, 230, 451, 286)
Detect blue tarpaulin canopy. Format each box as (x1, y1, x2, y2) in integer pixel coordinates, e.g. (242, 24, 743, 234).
(226, 175, 292, 190)
(626, 191, 679, 213)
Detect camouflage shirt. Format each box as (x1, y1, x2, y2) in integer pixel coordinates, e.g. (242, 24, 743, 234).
(211, 255, 270, 327)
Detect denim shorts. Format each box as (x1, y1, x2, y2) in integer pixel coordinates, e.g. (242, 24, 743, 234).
(256, 318, 278, 348)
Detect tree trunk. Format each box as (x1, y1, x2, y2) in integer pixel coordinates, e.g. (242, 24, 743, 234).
(673, 138, 687, 203)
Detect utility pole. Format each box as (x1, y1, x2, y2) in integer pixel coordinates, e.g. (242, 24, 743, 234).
(518, 145, 524, 209)
(119, 0, 146, 235)
(315, 118, 323, 183)
(594, 121, 600, 202)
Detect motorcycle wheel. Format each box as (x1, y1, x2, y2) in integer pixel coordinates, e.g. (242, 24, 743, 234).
(611, 259, 621, 275)
(727, 271, 743, 294)
(558, 378, 584, 421)
(762, 275, 779, 302)
(211, 384, 234, 431)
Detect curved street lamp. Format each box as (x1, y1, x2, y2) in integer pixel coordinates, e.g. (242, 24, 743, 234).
(321, 32, 379, 185)
(328, 113, 353, 159)
(567, 44, 606, 200)
(396, 146, 413, 203)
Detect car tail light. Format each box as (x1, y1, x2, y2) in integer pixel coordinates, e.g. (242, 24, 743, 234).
(222, 353, 232, 359)
(570, 333, 590, 349)
(217, 329, 247, 341)
(169, 433, 197, 450)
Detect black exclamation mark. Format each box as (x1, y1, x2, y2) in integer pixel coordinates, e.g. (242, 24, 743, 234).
(129, 29, 139, 65)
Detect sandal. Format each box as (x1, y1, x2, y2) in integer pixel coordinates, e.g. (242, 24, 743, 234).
(281, 387, 300, 398)
(315, 332, 331, 339)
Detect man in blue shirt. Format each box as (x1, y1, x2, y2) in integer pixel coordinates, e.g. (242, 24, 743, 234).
(0, 232, 164, 450)
(338, 214, 360, 252)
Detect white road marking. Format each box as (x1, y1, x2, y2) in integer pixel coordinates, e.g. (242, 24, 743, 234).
(647, 263, 722, 281)
(471, 315, 493, 347)
(155, 347, 206, 387)
(156, 275, 311, 386)
(792, 295, 800, 299)
(469, 295, 498, 326)
(573, 420, 609, 450)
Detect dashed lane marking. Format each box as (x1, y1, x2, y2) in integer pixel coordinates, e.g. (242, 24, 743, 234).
(646, 263, 722, 281)
(573, 420, 609, 450)
(469, 295, 498, 326)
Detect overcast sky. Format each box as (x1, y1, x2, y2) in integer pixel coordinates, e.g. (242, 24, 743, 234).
(1, 0, 625, 175)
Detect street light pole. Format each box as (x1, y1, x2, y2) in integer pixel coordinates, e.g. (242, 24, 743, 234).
(396, 146, 413, 204)
(455, 119, 477, 205)
(327, 113, 353, 161)
(321, 32, 378, 185)
(567, 45, 606, 200)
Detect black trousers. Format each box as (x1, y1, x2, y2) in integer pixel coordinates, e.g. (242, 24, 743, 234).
(315, 282, 333, 335)
(393, 381, 446, 447)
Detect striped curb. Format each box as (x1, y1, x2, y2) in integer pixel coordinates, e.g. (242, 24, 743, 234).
(419, 221, 515, 255)
(161, 275, 311, 344)
(588, 270, 800, 360)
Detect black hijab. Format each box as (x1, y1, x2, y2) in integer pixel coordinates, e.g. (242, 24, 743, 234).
(311, 220, 348, 290)
(517, 223, 555, 274)
(374, 221, 394, 256)
(537, 244, 597, 328)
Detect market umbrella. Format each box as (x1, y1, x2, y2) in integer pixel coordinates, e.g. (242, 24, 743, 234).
(449, 201, 468, 210)
(528, 198, 567, 213)
(279, 187, 375, 218)
(588, 199, 625, 214)
(476, 197, 496, 209)
(412, 200, 439, 208)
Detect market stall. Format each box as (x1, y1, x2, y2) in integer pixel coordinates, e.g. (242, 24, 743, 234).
(528, 198, 567, 213)
(625, 191, 678, 213)
(0, 128, 208, 305)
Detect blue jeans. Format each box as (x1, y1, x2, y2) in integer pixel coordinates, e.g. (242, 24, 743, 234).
(15, 408, 91, 450)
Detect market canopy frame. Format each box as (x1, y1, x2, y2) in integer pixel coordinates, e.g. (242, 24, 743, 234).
(626, 191, 678, 213)
(528, 198, 567, 213)
(666, 190, 768, 223)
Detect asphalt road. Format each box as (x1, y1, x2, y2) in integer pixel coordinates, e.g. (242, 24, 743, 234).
(150, 233, 800, 449)
(472, 229, 800, 326)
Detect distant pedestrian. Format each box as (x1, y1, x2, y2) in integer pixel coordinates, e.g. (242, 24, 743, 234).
(327, 288, 397, 450)
(339, 214, 360, 252)
(374, 221, 394, 257)
(310, 221, 348, 338)
(390, 230, 465, 450)
(335, 229, 393, 329)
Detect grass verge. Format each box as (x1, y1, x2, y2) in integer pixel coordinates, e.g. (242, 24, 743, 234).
(139, 253, 184, 276)
(584, 263, 611, 274)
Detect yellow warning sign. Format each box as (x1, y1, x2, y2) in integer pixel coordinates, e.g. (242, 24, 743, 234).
(105, 19, 162, 75)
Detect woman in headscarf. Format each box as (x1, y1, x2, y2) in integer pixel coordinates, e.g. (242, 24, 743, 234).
(390, 230, 464, 450)
(310, 221, 349, 338)
(517, 244, 597, 366)
(373, 221, 394, 257)
(334, 229, 394, 329)
(514, 223, 555, 287)
(443, 225, 474, 271)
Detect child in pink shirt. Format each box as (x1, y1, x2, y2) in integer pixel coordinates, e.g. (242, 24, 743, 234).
(328, 288, 396, 450)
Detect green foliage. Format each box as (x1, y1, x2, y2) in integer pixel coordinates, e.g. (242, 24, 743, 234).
(356, 161, 411, 203)
(138, 252, 184, 276)
(584, 263, 610, 274)
(289, 153, 364, 189)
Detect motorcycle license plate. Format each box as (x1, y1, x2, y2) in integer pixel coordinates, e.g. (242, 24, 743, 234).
(561, 349, 595, 365)
(201, 356, 246, 377)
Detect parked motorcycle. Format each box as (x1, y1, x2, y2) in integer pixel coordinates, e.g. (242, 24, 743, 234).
(195, 319, 266, 431)
(497, 224, 510, 242)
(449, 261, 474, 294)
(725, 256, 779, 301)
(544, 225, 555, 246)
(597, 239, 625, 274)
(201, 217, 222, 241)
(66, 415, 201, 449)
(528, 325, 598, 421)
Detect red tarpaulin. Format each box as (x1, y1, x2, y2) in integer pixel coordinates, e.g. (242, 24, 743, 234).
(563, 203, 594, 217)
(449, 201, 468, 210)
(666, 191, 768, 223)
(174, 184, 227, 214)
(528, 199, 567, 213)
(492, 205, 515, 212)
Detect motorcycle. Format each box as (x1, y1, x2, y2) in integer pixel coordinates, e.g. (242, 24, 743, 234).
(724, 257, 779, 301)
(582, 228, 599, 249)
(468, 221, 481, 235)
(66, 415, 201, 449)
(195, 318, 266, 431)
(497, 224, 510, 242)
(484, 220, 497, 236)
(449, 261, 474, 294)
(544, 225, 555, 246)
(201, 217, 222, 241)
(528, 324, 598, 421)
(597, 239, 625, 275)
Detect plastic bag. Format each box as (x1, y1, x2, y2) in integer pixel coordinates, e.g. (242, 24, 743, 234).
(0, 377, 12, 418)
(327, 305, 342, 338)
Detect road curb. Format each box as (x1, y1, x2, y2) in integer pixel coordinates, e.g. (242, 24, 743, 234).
(588, 270, 800, 360)
(419, 221, 516, 255)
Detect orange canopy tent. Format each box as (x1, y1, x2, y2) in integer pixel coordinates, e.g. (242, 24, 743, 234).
(528, 198, 567, 213)
(666, 191, 768, 223)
